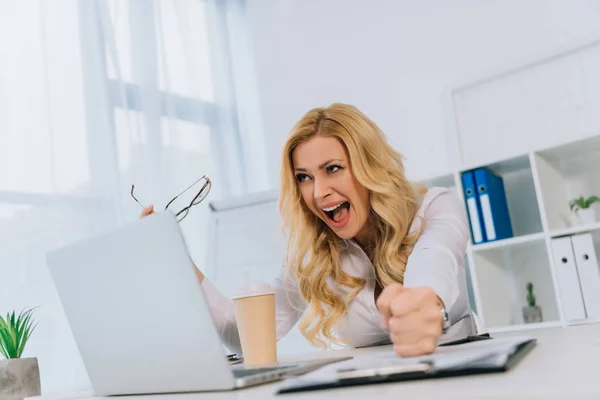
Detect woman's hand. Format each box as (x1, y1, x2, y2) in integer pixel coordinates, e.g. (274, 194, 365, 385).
(376, 283, 444, 357)
(139, 205, 154, 218)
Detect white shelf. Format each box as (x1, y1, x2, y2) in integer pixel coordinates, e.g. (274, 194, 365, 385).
(533, 134, 600, 233)
(487, 321, 563, 334)
(567, 317, 600, 327)
(462, 154, 544, 238)
(536, 134, 600, 161)
(550, 222, 600, 238)
(460, 153, 532, 177)
(472, 238, 560, 330)
(417, 172, 456, 190)
(469, 232, 546, 253)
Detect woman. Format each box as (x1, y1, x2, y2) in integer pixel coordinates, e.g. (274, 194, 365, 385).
(141, 103, 477, 357)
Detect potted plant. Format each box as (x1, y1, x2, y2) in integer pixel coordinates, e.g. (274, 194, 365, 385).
(569, 195, 600, 225)
(522, 282, 543, 323)
(0, 308, 41, 400)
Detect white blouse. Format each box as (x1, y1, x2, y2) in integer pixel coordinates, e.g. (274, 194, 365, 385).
(202, 187, 478, 354)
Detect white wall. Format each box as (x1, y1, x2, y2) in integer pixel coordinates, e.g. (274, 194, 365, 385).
(244, 0, 600, 186)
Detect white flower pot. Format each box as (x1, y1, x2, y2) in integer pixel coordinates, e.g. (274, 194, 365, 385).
(577, 208, 597, 225)
(0, 358, 41, 400)
(522, 305, 543, 323)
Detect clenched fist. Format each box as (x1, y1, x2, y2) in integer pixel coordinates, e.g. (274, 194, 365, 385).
(376, 283, 445, 357)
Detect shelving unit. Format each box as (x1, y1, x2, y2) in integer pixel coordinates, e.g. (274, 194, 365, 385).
(422, 133, 600, 334)
(550, 222, 600, 238)
(469, 232, 546, 253)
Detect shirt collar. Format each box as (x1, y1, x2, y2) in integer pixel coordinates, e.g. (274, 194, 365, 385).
(342, 238, 362, 250)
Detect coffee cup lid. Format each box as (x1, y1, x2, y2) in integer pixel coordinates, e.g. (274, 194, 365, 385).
(231, 283, 275, 299)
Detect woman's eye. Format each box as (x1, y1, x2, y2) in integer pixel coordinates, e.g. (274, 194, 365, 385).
(295, 173, 309, 183)
(326, 165, 342, 174)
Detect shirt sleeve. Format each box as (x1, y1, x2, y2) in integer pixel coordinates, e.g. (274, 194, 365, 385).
(403, 189, 470, 317)
(201, 270, 306, 355)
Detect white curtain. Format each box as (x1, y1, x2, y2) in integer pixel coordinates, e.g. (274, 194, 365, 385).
(0, 0, 266, 394)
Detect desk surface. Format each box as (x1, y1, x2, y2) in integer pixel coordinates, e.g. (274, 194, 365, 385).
(30, 323, 600, 400)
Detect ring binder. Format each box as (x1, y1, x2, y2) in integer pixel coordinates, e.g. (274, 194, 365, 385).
(473, 167, 514, 242)
(461, 171, 486, 244)
(570, 233, 600, 318)
(550, 237, 586, 321)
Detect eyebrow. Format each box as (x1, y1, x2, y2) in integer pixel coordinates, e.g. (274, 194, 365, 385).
(294, 159, 344, 172)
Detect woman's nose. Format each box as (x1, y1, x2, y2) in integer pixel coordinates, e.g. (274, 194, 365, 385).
(313, 178, 333, 200)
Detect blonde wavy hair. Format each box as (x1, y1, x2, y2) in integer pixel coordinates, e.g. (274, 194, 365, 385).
(279, 103, 427, 348)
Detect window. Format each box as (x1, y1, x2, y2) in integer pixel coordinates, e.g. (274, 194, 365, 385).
(0, 0, 264, 393)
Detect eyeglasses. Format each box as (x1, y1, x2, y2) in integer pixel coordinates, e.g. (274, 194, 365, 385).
(130, 175, 212, 222)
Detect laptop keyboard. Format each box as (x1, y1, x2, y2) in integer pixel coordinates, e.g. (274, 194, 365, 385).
(233, 365, 298, 379)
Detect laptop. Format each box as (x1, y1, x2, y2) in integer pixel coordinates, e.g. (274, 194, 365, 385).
(46, 211, 349, 396)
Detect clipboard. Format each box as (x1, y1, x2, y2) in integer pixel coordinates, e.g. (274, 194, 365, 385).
(276, 336, 536, 394)
(438, 333, 492, 346)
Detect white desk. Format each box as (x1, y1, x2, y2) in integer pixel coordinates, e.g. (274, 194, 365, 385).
(30, 324, 600, 400)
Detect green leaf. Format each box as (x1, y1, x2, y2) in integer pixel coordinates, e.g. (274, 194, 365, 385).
(0, 316, 10, 359)
(585, 196, 600, 208)
(15, 311, 24, 353)
(570, 197, 583, 211)
(6, 311, 18, 358)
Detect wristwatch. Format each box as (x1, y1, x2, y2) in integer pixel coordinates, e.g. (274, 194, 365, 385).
(440, 305, 451, 334)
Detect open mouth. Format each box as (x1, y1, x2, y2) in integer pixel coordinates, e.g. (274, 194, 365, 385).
(324, 201, 350, 223)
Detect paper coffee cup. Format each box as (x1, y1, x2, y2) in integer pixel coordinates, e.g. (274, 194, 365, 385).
(232, 283, 277, 366)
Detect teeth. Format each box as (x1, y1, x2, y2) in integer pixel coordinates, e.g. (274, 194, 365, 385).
(322, 202, 345, 212)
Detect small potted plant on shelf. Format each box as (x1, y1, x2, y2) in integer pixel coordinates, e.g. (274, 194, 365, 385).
(0, 308, 41, 400)
(522, 282, 543, 324)
(569, 195, 600, 225)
